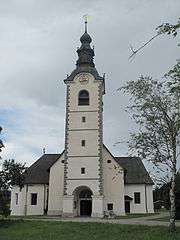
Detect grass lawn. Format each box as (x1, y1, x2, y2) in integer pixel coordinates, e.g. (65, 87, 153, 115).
(0, 220, 180, 240)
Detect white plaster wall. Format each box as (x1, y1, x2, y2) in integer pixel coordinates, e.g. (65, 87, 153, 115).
(67, 157, 99, 179)
(48, 154, 64, 215)
(66, 179, 100, 196)
(124, 184, 154, 213)
(103, 146, 125, 216)
(92, 196, 104, 217)
(69, 112, 99, 130)
(26, 184, 45, 215)
(10, 186, 26, 215)
(11, 184, 47, 216)
(62, 195, 74, 217)
(146, 185, 154, 213)
(67, 130, 99, 156)
(68, 74, 102, 112)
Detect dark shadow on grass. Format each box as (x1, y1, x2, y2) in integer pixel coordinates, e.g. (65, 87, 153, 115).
(0, 219, 24, 228)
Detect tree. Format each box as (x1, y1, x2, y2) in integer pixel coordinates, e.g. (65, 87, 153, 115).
(153, 183, 171, 211)
(175, 172, 180, 220)
(0, 159, 26, 190)
(129, 18, 180, 59)
(0, 126, 4, 158)
(120, 63, 180, 232)
(153, 172, 180, 219)
(0, 127, 27, 217)
(0, 160, 26, 217)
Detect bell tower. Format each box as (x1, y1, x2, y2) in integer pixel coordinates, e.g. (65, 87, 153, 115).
(62, 19, 105, 217)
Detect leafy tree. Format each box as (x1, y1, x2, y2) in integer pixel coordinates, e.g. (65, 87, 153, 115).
(0, 127, 27, 217)
(130, 18, 180, 59)
(154, 181, 171, 211)
(125, 17, 180, 232)
(120, 63, 179, 231)
(0, 159, 26, 217)
(153, 172, 180, 219)
(0, 126, 4, 158)
(0, 159, 26, 190)
(0, 127, 26, 217)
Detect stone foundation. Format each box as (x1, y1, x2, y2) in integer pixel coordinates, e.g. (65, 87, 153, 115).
(47, 210, 62, 216)
(62, 212, 74, 218)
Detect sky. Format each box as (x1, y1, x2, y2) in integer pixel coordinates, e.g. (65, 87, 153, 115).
(0, 0, 179, 167)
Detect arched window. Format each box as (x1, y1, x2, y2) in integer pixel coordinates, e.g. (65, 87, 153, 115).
(78, 90, 89, 106)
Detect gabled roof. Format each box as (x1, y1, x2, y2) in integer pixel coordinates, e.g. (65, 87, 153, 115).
(24, 153, 62, 184)
(103, 144, 153, 185)
(115, 157, 154, 185)
(23, 146, 153, 185)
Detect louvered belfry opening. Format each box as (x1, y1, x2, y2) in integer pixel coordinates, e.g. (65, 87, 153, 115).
(78, 90, 89, 105)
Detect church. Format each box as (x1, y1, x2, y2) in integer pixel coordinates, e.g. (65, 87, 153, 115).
(10, 22, 154, 217)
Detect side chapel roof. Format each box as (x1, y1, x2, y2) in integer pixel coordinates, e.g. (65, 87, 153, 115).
(23, 147, 153, 185)
(103, 145, 153, 185)
(115, 157, 153, 185)
(24, 153, 63, 184)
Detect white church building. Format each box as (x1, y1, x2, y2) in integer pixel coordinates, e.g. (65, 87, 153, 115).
(10, 22, 154, 217)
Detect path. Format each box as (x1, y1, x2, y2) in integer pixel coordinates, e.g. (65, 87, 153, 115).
(13, 211, 180, 227)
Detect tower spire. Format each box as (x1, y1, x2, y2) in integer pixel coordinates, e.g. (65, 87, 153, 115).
(64, 18, 104, 82)
(76, 14, 95, 67)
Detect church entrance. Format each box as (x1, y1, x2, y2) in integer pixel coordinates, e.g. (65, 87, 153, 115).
(79, 188, 92, 216)
(73, 186, 92, 217)
(80, 200, 92, 216)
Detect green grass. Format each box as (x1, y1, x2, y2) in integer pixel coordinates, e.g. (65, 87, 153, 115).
(0, 220, 180, 240)
(8, 215, 48, 219)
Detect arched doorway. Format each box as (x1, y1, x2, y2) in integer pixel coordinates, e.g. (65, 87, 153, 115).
(73, 186, 92, 217)
(79, 189, 92, 216)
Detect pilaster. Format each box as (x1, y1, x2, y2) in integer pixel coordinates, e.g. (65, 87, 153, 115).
(92, 195, 104, 218)
(62, 195, 74, 217)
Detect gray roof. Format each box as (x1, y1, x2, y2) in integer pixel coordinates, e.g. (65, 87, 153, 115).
(64, 66, 104, 82)
(24, 153, 62, 184)
(64, 29, 104, 82)
(24, 148, 153, 185)
(115, 157, 154, 185)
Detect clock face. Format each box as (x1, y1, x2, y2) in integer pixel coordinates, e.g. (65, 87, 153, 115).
(79, 74, 89, 84)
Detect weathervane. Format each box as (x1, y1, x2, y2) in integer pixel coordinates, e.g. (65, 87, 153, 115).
(83, 14, 89, 33)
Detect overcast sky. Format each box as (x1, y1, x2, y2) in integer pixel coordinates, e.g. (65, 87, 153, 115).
(0, 0, 179, 167)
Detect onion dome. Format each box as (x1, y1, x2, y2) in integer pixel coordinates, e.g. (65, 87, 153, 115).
(76, 21, 95, 67)
(80, 32, 92, 44)
(64, 19, 104, 82)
